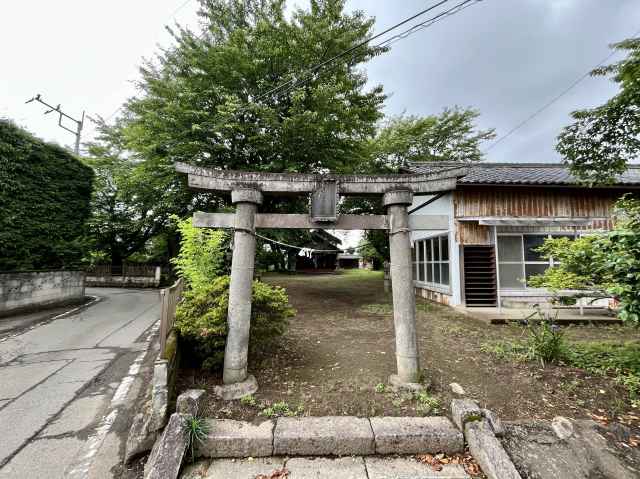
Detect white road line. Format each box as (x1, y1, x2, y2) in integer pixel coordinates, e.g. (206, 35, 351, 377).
(64, 321, 159, 479)
(52, 296, 100, 320)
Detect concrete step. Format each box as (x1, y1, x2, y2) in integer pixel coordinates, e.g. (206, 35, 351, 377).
(183, 456, 471, 479)
(196, 416, 463, 458)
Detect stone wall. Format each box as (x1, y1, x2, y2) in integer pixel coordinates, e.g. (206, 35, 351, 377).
(85, 275, 160, 288)
(0, 270, 86, 317)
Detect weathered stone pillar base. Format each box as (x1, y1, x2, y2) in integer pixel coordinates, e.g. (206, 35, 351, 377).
(213, 375, 259, 401)
(384, 190, 422, 387)
(223, 188, 263, 388)
(389, 373, 425, 392)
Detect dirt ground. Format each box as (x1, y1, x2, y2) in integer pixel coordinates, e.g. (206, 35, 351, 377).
(177, 270, 640, 430)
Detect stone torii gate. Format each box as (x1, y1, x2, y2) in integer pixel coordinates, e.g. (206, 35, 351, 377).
(176, 163, 463, 399)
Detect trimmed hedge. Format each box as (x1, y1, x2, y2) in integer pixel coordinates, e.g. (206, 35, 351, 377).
(0, 120, 94, 270)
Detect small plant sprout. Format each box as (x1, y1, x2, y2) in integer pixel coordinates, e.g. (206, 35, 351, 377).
(375, 383, 386, 393)
(259, 401, 303, 418)
(414, 391, 440, 416)
(183, 413, 210, 463)
(240, 394, 257, 407)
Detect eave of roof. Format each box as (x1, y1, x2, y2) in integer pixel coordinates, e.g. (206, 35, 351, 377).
(402, 162, 640, 187)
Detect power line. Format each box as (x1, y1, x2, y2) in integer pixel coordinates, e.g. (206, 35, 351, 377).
(168, 0, 194, 19)
(255, 232, 342, 254)
(484, 26, 640, 153)
(237, 0, 482, 118)
(376, 0, 479, 49)
(252, 0, 450, 103)
(104, 0, 481, 127)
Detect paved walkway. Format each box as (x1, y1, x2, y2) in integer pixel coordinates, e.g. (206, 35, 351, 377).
(0, 288, 160, 478)
(183, 456, 470, 479)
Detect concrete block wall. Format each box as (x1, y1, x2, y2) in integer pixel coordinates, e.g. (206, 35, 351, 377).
(0, 270, 86, 317)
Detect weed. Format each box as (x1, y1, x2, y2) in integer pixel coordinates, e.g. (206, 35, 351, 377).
(526, 319, 567, 366)
(559, 379, 582, 394)
(260, 401, 303, 418)
(439, 325, 464, 336)
(240, 394, 257, 407)
(183, 414, 210, 463)
(375, 383, 387, 393)
(414, 391, 440, 415)
(480, 341, 528, 361)
(416, 302, 436, 313)
(565, 341, 640, 399)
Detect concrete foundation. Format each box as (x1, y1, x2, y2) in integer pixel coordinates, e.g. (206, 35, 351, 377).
(384, 190, 421, 385)
(223, 188, 263, 385)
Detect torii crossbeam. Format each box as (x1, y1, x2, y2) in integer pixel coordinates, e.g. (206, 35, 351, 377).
(177, 162, 465, 399)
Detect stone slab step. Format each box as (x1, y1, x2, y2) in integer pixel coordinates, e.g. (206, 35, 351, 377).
(183, 457, 470, 479)
(197, 419, 273, 458)
(371, 417, 463, 455)
(197, 416, 464, 458)
(274, 416, 375, 456)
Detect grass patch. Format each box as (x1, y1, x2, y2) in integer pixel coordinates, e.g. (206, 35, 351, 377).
(339, 269, 384, 279)
(482, 336, 640, 405)
(566, 341, 640, 403)
(260, 401, 304, 418)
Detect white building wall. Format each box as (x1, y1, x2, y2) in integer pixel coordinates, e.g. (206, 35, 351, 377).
(408, 193, 462, 306)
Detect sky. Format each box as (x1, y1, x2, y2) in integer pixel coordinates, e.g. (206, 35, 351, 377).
(1, 0, 638, 165)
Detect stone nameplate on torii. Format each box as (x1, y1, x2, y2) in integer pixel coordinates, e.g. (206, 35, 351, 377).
(176, 162, 466, 399)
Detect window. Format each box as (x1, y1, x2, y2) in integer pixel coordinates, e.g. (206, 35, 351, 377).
(497, 234, 573, 289)
(414, 235, 450, 287)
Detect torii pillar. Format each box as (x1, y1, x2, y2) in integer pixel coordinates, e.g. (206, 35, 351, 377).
(384, 190, 421, 387)
(222, 188, 262, 394)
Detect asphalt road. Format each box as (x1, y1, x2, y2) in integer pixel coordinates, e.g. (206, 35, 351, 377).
(0, 288, 160, 478)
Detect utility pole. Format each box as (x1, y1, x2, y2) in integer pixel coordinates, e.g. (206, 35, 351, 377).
(25, 94, 85, 156)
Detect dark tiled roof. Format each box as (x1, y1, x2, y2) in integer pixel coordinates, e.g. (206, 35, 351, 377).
(403, 162, 640, 186)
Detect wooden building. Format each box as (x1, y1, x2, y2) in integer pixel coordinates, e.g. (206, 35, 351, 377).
(404, 162, 640, 308)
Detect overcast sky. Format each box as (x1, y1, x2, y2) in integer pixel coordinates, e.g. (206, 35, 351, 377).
(1, 0, 638, 164)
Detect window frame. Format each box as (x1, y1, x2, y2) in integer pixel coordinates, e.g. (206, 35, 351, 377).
(497, 232, 575, 290)
(413, 234, 450, 289)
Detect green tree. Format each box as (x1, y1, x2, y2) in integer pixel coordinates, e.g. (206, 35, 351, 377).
(366, 107, 495, 171)
(123, 0, 385, 175)
(84, 120, 220, 266)
(0, 120, 93, 270)
(557, 37, 640, 184)
(528, 195, 640, 325)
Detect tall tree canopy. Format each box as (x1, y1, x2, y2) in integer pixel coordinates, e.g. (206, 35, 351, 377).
(86, 0, 495, 266)
(557, 37, 640, 184)
(124, 0, 386, 174)
(84, 119, 219, 265)
(365, 107, 495, 171)
(0, 120, 93, 270)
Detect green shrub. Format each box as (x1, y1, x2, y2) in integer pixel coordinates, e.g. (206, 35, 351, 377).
(171, 216, 228, 291)
(175, 275, 294, 370)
